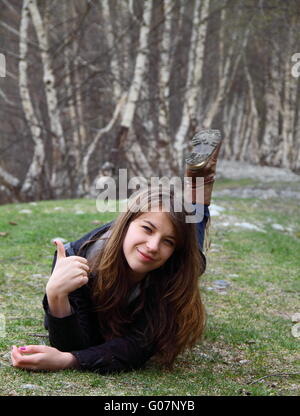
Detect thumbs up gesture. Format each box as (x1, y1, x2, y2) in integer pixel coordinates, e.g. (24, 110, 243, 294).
(46, 240, 90, 298)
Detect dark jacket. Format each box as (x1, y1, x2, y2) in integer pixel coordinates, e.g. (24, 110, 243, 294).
(43, 222, 156, 374)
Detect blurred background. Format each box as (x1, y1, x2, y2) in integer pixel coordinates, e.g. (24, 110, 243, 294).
(0, 0, 300, 204)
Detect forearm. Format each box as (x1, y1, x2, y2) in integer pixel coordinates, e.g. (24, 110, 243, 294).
(62, 352, 80, 369)
(46, 290, 72, 318)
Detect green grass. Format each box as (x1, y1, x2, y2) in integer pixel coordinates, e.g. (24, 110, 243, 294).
(0, 186, 299, 396)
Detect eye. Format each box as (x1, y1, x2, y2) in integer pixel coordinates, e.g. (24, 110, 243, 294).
(164, 239, 175, 247)
(142, 225, 152, 233)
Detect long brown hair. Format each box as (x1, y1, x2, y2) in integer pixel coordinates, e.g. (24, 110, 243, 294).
(88, 187, 206, 369)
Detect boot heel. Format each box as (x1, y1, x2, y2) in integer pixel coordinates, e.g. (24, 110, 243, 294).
(186, 129, 222, 170)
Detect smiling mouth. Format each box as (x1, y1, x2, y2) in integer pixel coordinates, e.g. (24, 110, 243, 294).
(136, 248, 155, 261)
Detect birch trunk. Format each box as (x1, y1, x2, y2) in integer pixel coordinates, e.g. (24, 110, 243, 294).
(63, 0, 87, 180)
(114, 0, 153, 169)
(282, 23, 297, 168)
(202, 10, 250, 129)
(102, 0, 122, 102)
(157, 0, 173, 176)
(294, 93, 300, 171)
(240, 57, 259, 163)
(27, 0, 67, 194)
(0, 165, 20, 196)
(223, 94, 238, 159)
(232, 98, 245, 159)
(125, 128, 153, 178)
(63, 2, 81, 174)
(19, 0, 45, 198)
(79, 93, 127, 196)
(260, 52, 281, 165)
(174, 0, 210, 170)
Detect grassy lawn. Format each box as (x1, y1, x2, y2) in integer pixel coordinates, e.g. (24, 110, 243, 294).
(0, 181, 299, 396)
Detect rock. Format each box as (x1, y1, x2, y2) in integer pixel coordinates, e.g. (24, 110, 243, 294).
(235, 222, 265, 232)
(20, 384, 42, 390)
(291, 323, 300, 338)
(218, 221, 265, 232)
(271, 224, 285, 231)
(32, 274, 48, 279)
(291, 313, 300, 323)
(238, 359, 250, 364)
(19, 209, 32, 214)
(213, 280, 230, 288)
(210, 204, 225, 217)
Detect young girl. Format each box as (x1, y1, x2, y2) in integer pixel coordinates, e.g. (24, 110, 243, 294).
(11, 129, 222, 373)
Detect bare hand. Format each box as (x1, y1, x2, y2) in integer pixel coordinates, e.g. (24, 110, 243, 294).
(46, 240, 90, 297)
(11, 345, 78, 371)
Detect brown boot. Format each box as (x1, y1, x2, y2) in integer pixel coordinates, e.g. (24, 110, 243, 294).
(185, 129, 222, 205)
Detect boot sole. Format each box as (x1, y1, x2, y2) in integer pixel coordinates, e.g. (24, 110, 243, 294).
(185, 129, 222, 169)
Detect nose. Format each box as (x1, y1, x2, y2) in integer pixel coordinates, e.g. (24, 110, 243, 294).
(146, 236, 160, 252)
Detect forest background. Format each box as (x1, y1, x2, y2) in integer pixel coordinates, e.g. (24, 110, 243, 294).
(0, 0, 300, 204)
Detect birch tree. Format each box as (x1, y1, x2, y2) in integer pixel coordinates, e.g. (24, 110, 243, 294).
(174, 0, 210, 170)
(114, 0, 153, 175)
(19, 0, 45, 198)
(281, 21, 298, 169)
(202, 8, 250, 129)
(27, 0, 67, 195)
(260, 51, 282, 165)
(156, 0, 174, 176)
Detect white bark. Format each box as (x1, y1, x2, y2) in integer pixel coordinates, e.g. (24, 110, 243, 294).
(19, 0, 45, 196)
(156, 0, 173, 175)
(120, 0, 153, 129)
(125, 129, 153, 178)
(282, 24, 297, 168)
(79, 93, 127, 195)
(202, 10, 250, 129)
(116, 0, 153, 174)
(102, 0, 122, 102)
(27, 0, 66, 191)
(260, 52, 281, 165)
(63, 1, 81, 172)
(0, 165, 20, 189)
(158, 0, 172, 130)
(174, 0, 210, 168)
(240, 56, 259, 163)
(223, 94, 238, 159)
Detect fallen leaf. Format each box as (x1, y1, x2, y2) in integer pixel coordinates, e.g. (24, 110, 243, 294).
(9, 221, 17, 225)
(0, 232, 8, 237)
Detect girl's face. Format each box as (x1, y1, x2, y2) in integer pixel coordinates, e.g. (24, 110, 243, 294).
(123, 211, 176, 283)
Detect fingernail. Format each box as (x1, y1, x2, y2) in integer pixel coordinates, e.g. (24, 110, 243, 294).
(19, 347, 26, 351)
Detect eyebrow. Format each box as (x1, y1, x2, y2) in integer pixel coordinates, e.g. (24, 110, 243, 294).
(142, 220, 176, 240)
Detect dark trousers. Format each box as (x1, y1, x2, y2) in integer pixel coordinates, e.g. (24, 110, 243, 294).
(196, 204, 210, 251)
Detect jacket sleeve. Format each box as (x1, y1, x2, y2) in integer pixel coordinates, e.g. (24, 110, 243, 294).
(44, 245, 156, 373)
(43, 286, 100, 352)
(43, 245, 102, 352)
(70, 328, 156, 374)
(44, 280, 156, 373)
